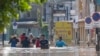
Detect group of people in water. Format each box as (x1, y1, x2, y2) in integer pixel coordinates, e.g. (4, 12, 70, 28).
(9, 33, 67, 48)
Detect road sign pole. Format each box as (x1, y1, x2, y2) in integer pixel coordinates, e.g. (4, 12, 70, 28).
(14, 29, 17, 34)
(13, 22, 17, 34)
(73, 17, 78, 46)
(96, 33, 97, 45)
(92, 12, 100, 54)
(75, 28, 77, 46)
(87, 29, 90, 47)
(2, 32, 5, 47)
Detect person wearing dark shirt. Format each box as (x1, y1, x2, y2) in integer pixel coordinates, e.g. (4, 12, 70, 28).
(9, 36, 19, 47)
(21, 37, 30, 48)
(40, 35, 49, 49)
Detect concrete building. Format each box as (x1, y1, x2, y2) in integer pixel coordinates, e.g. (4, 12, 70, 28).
(76, 0, 96, 46)
(5, 4, 46, 39)
(45, 0, 76, 22)
(45, 0, 78, 45)
(94, 0, 100, 12)
(15, 4, 42, 37)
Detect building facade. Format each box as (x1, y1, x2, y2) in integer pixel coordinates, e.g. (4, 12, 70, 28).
(44, 0, 76, 22)
(5, 4, 46, 40)
(76, 0, 96, 45)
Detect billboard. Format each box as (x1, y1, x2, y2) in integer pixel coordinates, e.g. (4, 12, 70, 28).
(54, 22, 73, 45)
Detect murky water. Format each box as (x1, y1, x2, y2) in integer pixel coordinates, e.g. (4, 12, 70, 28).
(1, 47, 79, 56)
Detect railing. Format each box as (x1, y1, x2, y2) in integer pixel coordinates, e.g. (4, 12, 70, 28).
(1, 47, 79, 56)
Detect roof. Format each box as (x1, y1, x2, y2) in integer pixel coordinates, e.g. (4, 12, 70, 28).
(17, 18, 37, 22)
(67, 19, 85, 23)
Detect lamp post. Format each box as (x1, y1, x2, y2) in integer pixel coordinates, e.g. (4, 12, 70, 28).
(48, 3, 54, 45)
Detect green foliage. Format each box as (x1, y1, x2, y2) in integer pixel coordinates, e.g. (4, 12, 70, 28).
(33, 0, 47, 4)
(37, 8, 42, 28)
(0, 0, 47, 33)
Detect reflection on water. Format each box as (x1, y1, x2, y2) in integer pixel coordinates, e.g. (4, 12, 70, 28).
(2, 47, 79, 56)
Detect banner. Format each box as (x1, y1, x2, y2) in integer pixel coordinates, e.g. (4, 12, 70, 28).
(54, 22, 73, 45)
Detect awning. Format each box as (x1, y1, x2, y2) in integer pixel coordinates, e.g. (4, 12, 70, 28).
(16, 21, 39, 28)
(16, 21, 38, 25)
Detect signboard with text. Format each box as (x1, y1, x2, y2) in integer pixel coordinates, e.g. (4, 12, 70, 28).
(54, 22, 73, 45)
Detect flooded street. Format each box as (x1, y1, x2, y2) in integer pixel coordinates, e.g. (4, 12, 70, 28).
(1, 47, 78, 56)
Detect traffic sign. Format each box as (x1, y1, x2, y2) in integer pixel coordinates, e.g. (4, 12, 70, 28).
(13, 22, 18, 29)
(85, 17, 92, 24)
(92, 13, 100, 21)
(13, 22, 17, 26)
(85, 17, 93, 29)
(92, 12, 100, 28)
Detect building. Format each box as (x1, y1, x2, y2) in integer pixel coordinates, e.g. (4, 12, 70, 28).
(15, 4, 42, 37)
(45, 0, 77, 45)
(45, 0, 76, 22)
(3, 3, 47, 40)
(94, 0, 100, 12)
(76, 0, 96, 46)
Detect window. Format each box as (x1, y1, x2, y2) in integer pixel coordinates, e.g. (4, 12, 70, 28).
(59, 17, 65, 21)
(19, 12, 24, 18)
(58, 4, 65, 10)
(54, 17, 58, 22)
(27, 12, 31, 17)
(54, 5, 57, 10)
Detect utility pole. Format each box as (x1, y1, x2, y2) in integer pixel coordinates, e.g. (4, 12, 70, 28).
(2, 32, 5, 47)
(48, 3, 54, 45)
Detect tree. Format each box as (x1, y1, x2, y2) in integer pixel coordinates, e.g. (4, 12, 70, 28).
(0, 0, 47, 33)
